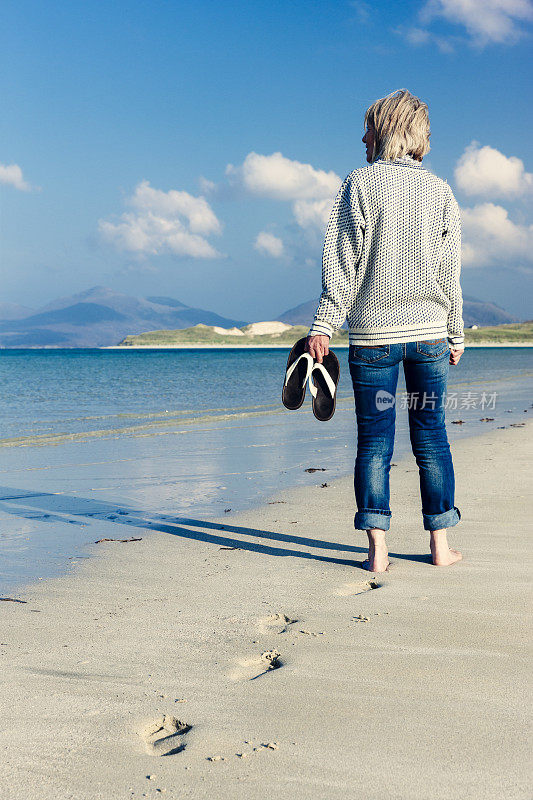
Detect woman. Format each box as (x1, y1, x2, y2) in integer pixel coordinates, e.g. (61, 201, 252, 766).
(306, 88, 464, 573)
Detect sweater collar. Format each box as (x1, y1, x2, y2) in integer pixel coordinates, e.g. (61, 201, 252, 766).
(376, 154, 424, 167)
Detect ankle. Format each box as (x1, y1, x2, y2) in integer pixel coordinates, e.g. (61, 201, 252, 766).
(367, 528, 387, 547)
(430, 529, 449, 551)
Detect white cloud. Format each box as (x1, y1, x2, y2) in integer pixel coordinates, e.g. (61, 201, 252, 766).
(419, 0, 533, 47)
(198, 176, 217, 194)
(395, 24, 456, 52)
(226, 151, 340, 202)
(227, 151, 341, 236)
(292, 198, 336, 230)
(0, 162, 32, 191)
(99, 180, 222, 259)
(254, 231, 284, 258)
(460, 202, 533, 267)
(455, 142, 533, 198)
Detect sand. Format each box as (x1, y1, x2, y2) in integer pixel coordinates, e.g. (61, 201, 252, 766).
(1, 422, 532, 800)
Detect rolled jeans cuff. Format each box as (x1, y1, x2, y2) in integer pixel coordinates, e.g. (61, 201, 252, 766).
(354, 509, 392, 531)
(423, 506, 461, 532)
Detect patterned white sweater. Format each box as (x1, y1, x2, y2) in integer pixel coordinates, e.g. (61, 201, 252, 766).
(308, 154, 464, 347)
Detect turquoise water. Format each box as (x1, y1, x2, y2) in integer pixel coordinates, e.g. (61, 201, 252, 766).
(0, 347, 531, 593)
(0, 347, 531, 445)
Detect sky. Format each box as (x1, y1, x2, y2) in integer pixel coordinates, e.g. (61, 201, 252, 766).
(1, 0, 532, 321)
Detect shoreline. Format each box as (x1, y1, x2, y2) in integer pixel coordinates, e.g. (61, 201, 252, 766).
(101, 342, 533, 350)
(1, 421, 531, 799)
(1, 342, 531, 351)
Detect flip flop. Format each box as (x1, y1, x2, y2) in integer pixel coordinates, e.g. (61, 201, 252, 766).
(308, 350, 340, 421)
(282, 337, 314, 410)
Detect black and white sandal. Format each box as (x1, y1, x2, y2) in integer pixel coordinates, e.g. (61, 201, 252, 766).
(308, 350, 340, 422)
(282, 337, 314, 410)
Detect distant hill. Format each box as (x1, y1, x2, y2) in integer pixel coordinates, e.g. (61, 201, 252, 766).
(277, 299, 325, 326)
(0, 286, 248, 348)
(116, 321, 533, 347)
(145, 296, 189, 310)
(0, 302, 35, 320)
(278, 295, 519, 328)
(461, 295, 519, 327)
(0, 285, 522, 348)
(117, 323, 317, 347)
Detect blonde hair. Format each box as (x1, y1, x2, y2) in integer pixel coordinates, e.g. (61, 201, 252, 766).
(364, 89, 431, 163)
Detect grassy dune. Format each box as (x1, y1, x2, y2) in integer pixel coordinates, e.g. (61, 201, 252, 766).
(462, 322, 533, 343)
(117, 324, 329, 346)
(117, 321, 533, 347)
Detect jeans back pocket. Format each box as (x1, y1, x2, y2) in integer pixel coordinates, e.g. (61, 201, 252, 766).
(416, 339, 449, 358)
(350, 344, 390, 363)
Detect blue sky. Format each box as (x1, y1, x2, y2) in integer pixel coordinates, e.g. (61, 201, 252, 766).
(1, 0, 532, 320)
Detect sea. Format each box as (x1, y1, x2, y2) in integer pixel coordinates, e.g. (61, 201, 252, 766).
(0, 346, 532, 592)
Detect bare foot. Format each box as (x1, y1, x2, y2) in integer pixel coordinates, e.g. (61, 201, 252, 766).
(431, 547, 462, 567)
(362, 557, 390, 573)
(430, 529, 462, 566)
(363, 529, 389, 572)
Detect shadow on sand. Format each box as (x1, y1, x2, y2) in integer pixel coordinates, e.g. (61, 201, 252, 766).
(0, 486, 432, 568)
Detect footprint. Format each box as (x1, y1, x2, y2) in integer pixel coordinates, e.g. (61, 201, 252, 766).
(335, 580, 379, 597)
(141, 715, 192, 756)
(231, 650, 283, 681)
(259, 612, 298, 634)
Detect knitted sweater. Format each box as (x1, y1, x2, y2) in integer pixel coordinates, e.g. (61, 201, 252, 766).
(308, 154, 464, 347)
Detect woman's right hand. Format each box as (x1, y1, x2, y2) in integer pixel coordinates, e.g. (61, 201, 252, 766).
(305, 334, 330, 364)
(449, 347, 464, 365)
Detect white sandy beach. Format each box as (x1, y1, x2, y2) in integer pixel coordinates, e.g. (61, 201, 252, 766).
(1, 422, 532, 800)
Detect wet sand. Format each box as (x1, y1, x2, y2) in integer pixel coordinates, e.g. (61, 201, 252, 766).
(1, 422, 531, 799)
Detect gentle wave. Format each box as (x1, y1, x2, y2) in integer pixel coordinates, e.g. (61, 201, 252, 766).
(0, 397, 356, 448)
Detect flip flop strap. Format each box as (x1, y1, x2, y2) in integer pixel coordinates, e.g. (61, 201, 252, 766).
(284, 352, 314, 388)
(308, 362, 337, 399)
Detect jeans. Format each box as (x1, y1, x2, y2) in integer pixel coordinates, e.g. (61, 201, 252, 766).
(348, 339, 461, 532)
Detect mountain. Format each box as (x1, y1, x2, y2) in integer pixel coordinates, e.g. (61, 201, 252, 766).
(460, 295, 519, 327)
(277, 299, 323, 327)
(0, 285, 520, 348)
(145, 296, 189, 310)
(278, 296, 519, 328)
(0, 287, 248, 347)
(0, 302, 35, 320)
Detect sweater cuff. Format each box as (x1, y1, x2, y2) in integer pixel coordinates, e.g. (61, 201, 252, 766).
(448, 334, 464, 348)
(308, 320, 334, 338)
